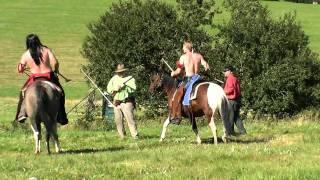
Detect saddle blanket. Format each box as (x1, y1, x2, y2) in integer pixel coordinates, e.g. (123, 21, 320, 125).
(190, 82, 211, 100)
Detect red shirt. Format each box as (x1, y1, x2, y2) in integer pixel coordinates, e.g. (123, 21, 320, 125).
(224, 74, 241, 100)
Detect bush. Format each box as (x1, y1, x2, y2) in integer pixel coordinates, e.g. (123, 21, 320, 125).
(213, 0, 320, 116)
(82, 0, 217, 112)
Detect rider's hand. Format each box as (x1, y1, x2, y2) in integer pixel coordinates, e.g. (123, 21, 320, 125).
(17, 63, 25, 73)
(171, 71, 175, 77)
(205, 66, 210, 71)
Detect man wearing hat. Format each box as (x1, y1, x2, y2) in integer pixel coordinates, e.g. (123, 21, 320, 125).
(107, 63, 138, 139)
(223, 65, 247, 135)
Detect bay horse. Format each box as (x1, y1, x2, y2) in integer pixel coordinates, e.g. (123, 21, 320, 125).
(24, 79, 62, 154)
(149, 71, 232, 145)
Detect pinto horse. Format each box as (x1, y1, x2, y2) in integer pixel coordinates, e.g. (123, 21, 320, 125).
(149, 72, 232, 145)
(24, 79, 62, 154)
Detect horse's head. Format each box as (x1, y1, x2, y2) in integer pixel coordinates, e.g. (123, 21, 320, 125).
(149, 71, 183, 124)
(149, 72, 163, 93)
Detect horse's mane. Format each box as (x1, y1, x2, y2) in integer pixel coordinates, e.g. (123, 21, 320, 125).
(161, 73, 177, 90)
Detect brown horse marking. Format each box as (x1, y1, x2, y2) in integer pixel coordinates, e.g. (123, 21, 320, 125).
(149, 72, 232, 145)
(24, 79, 62, 154)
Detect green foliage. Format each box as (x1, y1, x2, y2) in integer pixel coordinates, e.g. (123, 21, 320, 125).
(82, 0, 216, 109)
(213, 0, 320, 116)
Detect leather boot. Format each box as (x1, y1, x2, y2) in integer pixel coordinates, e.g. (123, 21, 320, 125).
(56, 97, 68, 125)
(15, 92, 27, 123)
(57, 111, 68, 125)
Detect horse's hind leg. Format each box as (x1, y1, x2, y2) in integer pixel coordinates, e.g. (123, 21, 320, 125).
(52, 122, 61, 153)
(208, 115, 218, 145)
(160, 116, 170, 142)
(190, 115, 201, 144)
(45, 131, 51, 154)
(30, 121, 41, 154)
(43, 118, 53, 154)
(44, 118, 60, 154)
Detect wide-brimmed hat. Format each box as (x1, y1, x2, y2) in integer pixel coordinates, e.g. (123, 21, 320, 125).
(114, 64, 128, 73)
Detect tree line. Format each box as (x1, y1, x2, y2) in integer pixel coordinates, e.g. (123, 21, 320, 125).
(82, 0, 320, 118)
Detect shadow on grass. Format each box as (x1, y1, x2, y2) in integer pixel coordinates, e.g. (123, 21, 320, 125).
(60, 146, 125, 154)
(201, 135, 274, 144)
(138, 134, 160, 139)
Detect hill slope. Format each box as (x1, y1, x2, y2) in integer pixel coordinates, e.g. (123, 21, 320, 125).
(0, 0, 319, 98)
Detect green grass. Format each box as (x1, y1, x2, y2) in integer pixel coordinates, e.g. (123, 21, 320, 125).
(0, 1, 320, 178)
(262, 1, 320, 54)
(1, 114, 320, 178)
(1, 98, 320, 179)
(0, 0, 118, 98)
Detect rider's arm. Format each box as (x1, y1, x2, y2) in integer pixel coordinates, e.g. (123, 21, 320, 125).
(48, 48, 59, 73)
(171, 58, 184, 77)
(17, 53, 27, 73)
(171, 68, 182, 77)
(200, 55, 209, 71)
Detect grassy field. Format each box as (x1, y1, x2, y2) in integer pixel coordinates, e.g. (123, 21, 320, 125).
(1, 97, 320, 179)
(262, 1, 320, 54)
(0, 0, 118, 98)
(0, 0, 320, 179)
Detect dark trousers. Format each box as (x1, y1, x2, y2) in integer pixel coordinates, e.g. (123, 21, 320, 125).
(229, 99, 246, 134)
(51, 72, 68, 125)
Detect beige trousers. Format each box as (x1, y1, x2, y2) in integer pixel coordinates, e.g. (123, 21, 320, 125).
(113, 102, 138, 139)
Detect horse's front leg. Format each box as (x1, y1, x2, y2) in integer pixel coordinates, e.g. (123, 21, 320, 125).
(191, 115, 201, 144)
(31, 122, 41, 154)
(160, 116, 170, 142)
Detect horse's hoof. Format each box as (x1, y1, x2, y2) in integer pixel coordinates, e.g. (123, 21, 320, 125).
(222, 136, 228, 143)
(159, 139, 164, 142)
(170, 119, 181, 125)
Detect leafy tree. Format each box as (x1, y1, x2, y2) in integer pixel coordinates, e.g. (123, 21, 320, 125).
(82, 0, 217, 113)
(213, 0, 320, 116)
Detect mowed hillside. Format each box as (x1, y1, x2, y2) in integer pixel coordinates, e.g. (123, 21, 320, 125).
(0, 0, 319, 99)
(0, 0, 117, 98)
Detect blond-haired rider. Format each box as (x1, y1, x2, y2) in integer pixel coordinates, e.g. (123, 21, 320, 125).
(171, 41, 209, 107)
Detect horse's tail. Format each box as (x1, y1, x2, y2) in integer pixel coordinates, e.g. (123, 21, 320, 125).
(25, 81, 50, 122)
(207, 83, 232, 134)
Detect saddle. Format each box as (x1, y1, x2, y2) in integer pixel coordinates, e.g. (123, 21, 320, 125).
(41, 81, 62, 93)
(172, 78, 210, 104)
(22, 73, 62, 97)
(189, 79, 211, 101)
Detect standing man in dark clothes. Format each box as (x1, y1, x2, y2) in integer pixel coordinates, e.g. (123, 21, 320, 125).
(223, 66, 247, 135)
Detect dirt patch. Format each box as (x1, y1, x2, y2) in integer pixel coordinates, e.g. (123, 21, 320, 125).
(269, 134, 303, 146)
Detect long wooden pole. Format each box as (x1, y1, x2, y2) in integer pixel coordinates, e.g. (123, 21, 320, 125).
(80, 68, 115, 108)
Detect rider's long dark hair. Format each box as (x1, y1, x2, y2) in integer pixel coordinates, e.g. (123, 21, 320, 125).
(26, 34, 45, 65)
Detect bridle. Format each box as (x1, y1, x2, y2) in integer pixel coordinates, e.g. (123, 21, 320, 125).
(156, 72, 164, 88)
